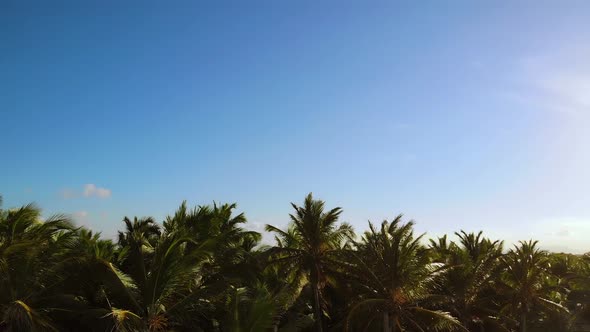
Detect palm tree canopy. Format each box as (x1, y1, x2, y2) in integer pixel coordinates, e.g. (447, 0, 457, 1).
(0, 195, 587, 332)
(346, 215, 464, 331)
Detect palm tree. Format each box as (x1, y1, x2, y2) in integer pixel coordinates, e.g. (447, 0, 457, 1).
(0, 194, 583, 331)
(58, 227, 144, 331)
(265, 193, 353, 332)
(345, 215, 464, 332)
(117, 217, 161, 292)
(163, 201, 261, 285)
(0, 202, 76, 331)
(110, 202, 264, 331)
(499, 240, 568, 332)
(220, 283, 277, 332)
(430, 231, 506, 331)
(114, 216, 215, 331)
(567, 253, 590, 330)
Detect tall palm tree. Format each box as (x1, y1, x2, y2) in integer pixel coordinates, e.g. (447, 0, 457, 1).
(56, 227, 143, 332)
(220, 283, 277, 332)
(110, 202, 263, 331)
(114, 216, 216, 331)
(345, 215, 464, 332)
(0, 202, 76, 331)
(163, 201, 261, 284)
(265, 193, 353, 332)
(117, 217, 161, 292)
(500, 240, 568, 332)
(430, 231, 506, 331)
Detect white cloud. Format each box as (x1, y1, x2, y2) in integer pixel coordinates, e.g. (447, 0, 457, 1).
(60, 184, 112, 199)
(73, 211, 88, 218)
(83, 184, 112, 198)
(515, 46, 590, 115)
(72, 211, 92, 228)
(247, 220, 283, 245)
(532, 217, 590, 254)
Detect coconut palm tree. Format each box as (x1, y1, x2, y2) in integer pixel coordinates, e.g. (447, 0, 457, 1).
(499, 240, 568, 332)
(114, 217, 217, 331)
(345, 215, 464, 332)
(109, 202, 264, 331)
(163, 201, 261, 285)
(430, 231, 506, 331)
(0, 194, 584, 331)
(117, 217, 161, 292)
(265, 193, 353, 332)
(0, 202, 77, 331)
(56, 228, 144, 331)
(219, 283, 277, 332)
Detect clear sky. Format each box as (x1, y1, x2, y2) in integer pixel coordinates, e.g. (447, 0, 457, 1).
(2, 2, 590, 253)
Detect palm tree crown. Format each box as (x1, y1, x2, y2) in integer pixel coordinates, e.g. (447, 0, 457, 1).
(265, 193, 353, 332)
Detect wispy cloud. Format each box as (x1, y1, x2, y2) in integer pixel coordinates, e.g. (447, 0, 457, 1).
(248, 219, 282, 245)
(511, 46, 590, 115)
(83, 184, 112, 198)
(533, 217, 590, 253)
(60, 184, 112, 199)
(72, 211, 92, 227)
(73, 210, 88, 219)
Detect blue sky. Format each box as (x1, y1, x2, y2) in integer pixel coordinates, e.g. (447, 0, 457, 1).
(2, 2, 590, 252)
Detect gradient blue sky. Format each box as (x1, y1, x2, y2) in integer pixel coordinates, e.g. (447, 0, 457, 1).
(3, 2, 590, 252)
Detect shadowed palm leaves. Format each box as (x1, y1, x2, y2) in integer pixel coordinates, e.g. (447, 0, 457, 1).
(0, 203, 146, 332)
(163, 201, 262, 285)
(568, 254, 590, 328)
(108, 201, 263, 331)
(499, 240, 569, 332)
(265, 193, 353, 332)
(220, 283, 277, 332)
(548, 253, 590, 328)
(0, 202, 76, 331)
(113, 215, 212, 331)
(430, 231, 506, 331)
(117, 217, 161, 292)
(345, 215, 464, 332)
(3, 194, 590, 331)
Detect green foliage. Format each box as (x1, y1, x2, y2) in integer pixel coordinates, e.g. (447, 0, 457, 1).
(344, 215, 464, 332)
(265, 193, 353, 331)
(0, 194, 589, 332)
(430, 231, 505, 330)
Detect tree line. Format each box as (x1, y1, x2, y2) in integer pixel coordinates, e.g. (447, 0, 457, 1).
(0, 193, 589, 332)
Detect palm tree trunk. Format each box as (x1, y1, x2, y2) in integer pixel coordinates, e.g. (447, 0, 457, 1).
(520, 313, 527, 332)
(311, 273, 323, 332)
(384, 312, 392, 332)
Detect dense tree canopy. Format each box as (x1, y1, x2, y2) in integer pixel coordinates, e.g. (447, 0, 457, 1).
(0, 193, 588, 332)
